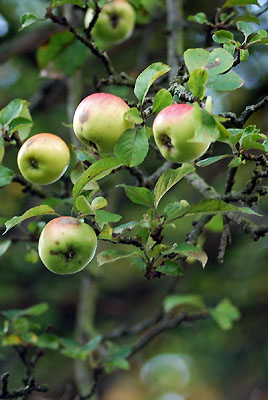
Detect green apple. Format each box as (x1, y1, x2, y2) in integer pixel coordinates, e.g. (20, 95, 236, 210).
(153, 104, 210, 163)
(38, 216, 97, 275)
(17, 133, 70, 185)
(85, 0, 135, 44)
(73, 92, 133, 153)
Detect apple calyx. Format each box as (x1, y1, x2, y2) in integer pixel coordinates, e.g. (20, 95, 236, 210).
(153, 103, 211, 164)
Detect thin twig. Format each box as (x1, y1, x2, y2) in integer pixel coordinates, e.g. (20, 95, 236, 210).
(45, 7, 115, 76)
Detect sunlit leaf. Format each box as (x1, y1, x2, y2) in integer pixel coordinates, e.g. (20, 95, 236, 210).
(134, 62, 170, 104)
(154, 164, 195, 208)
(3, 205, 56, 234)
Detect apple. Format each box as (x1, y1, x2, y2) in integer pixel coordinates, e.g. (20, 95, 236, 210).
(73, 93, 133, 153)
(85, 0, 135, 44)
(152, 104, 211, 163)
(17, 133, 70, 185)
(38, 216, 97, 275)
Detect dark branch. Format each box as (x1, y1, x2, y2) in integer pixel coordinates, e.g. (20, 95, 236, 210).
(0, 373, 48, 399)
(45, 7, 115, 77)
(234, 95, 268, 128)
(128, 311, 207, 359)
(12, 175, 46, 199)
(84, 0, 101, 39)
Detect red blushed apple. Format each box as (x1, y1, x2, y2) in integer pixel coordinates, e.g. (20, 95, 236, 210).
(153, 104, 211, 163)
(73, 93, 133, 154)
(17, 133, 70, 185)
(38, 216, 97, 275)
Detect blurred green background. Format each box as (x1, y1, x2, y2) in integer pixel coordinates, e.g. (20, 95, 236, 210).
(0, 0, 268, 399)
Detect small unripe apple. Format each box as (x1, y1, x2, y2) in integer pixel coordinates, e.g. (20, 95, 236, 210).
(85, 0, 135, 44)
(73, 93, 133, 153)
(38, 217, 97, 275)
(153, 104, 210, 163)
(17, 133, 70, 185)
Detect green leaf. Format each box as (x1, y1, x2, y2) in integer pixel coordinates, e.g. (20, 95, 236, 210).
(0, 240, 11, 257)
(83, 335, 102, 352)
(53, 40, 87, 76)
(240, 125, 267, 151)
(37, 334, 59, 350)
(37, 31, 74, 69)
(153, 88, 173, 113)
(134, 62, 170, 104)
(95, 210, 122, 229)
(223, 0, 260, 7)
(118, 185, 154, 208)
(196, 154, 231, 167)
(213, 30, 234, 44)
(186, 199, 261, 216)
(210, 298, 241, 330)
(2, 303, 48, 322)
(229, 156, 243, 167)
(60, 335, 102, 360)
(231, 14, 260, 24)
(188, 68, 209, 100)
(73, 158, 122, 199)
(249, 29, 268, 44)
(207, 70, 244, 91)
(237, 21, 255, 38)
(164, 200, 190, 219)
(206, 48, 234, 76)
(97, 250, 136, 266)
(22, 303, 49, 317)
(0, 99, 28, 126)
(113, 221, 138, 234)
(75, 196, 94, 214)
(114, 128, 149, 167)
(91, 196, 108, 210)
(60, 338, 90, 361)
(76, 149, 97, 164)
(162, 243, 208, 268)
(25, 248, 39, 264)
(37, 31, 86, 76)
(154, 164, 195, 208)
(184, 49, 209, 74)
(163, 294, 205, 313)
(223, 42, 236, 55)
(124, 108, 143, 125)
(188, 12, 209, 25)
(0, 166, 14, 187)
(205, 214, 224, 233)
(8, 117, 33, 134)
(226, 128, 243, 146)
(156, 261, 184, 276)
(241, 133, 267, 151)
(103, 343, 132, 373)
(12, 317, 40, 335)
(192, 103, 219, 143)
(104, 358, 130, 373)
(240, 48, 249, 62)
(51, 0, 87, 7)
(131, 256, 146, 271)
(19, 13, 39, 31)
(3, 205, 56, 234)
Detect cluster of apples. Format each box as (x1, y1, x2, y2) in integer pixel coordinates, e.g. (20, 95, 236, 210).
(17, 92, 211, 275)
(16, 3, 212, 276)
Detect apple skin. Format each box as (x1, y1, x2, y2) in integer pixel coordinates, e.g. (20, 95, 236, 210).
(38, 217, 97, 275)
(85, 0, 135, 44)
(152, 104, 210, 163)
(73, 93, 133, 153)
(17, 133, 70, 185)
